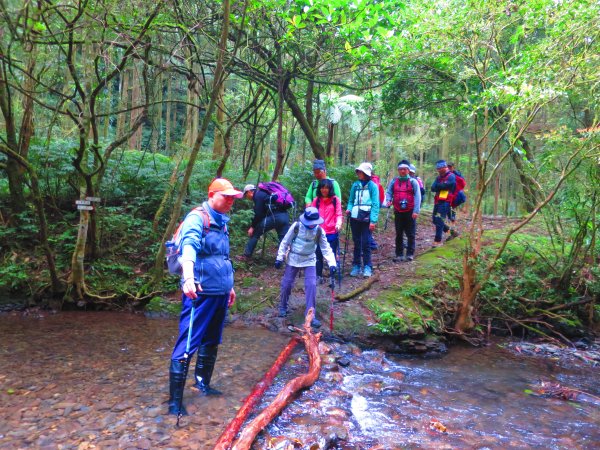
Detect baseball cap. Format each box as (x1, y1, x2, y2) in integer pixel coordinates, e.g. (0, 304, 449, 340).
(208, 178, 243, 198)
(313, 160, 326, 171)
(243, 184, 256, 194)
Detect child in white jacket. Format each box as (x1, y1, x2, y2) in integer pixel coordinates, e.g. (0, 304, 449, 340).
(275, 207, 337, 327)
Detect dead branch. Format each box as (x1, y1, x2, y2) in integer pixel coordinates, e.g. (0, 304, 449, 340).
(336, 276, 378, 302)
(213, 336, 301, 450)
(230, 309, 322, 450)
(545, 297, 594, 313)
(238, 296, 275, 314)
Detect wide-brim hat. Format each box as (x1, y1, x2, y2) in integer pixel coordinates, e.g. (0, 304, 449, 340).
(355, 162, 373, 177)
(300, 207, 324, 226)
(243, 184, 256, 195)
(208, 178, 243, 198)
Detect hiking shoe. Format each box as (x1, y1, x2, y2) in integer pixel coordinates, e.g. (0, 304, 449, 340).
(363, 266, 373, 278)
(393, 255, 405, 263)
(406, 255, 414, 261)
(350, 265, 361, 277)
(278, 307, 288, 318)
(236, 254, 251, 262)
(310, 318, 322, 328)
(432, 241, 443, 248)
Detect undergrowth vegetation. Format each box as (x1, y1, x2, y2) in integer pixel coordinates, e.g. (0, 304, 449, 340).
(366, 225, 598, 342)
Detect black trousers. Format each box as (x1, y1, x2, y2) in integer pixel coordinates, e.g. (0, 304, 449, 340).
(394, 210, 416, 257)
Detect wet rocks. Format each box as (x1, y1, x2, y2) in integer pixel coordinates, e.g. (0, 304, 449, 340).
(504, 340, 600, 367)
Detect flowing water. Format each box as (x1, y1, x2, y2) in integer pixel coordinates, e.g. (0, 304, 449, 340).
(0, 311, 598, 449)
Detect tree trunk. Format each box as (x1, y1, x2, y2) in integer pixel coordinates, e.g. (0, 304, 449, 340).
(0, 48, 35, 214)
(510, 149, 541, 212)
(70, 188, 90, 302)
(165, 76, 172, 154)
(213, 82, 226, 159)
(116, 70, 129, 138)
(0, 145, 63, 296)
(283, 88, 325, 160)
(455, 250, 478, 332)
(272, 80, 285, 180)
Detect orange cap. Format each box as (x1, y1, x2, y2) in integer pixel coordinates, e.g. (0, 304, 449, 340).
(208, 178, 243, 198)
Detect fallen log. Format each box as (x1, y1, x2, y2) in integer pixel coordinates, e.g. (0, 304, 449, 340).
(213, 335, 301, 450)
(230, 309, 322, 450)
(335, 276, 378, 302)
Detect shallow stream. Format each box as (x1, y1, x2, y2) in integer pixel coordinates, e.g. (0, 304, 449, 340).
(0, 311, 597, 449)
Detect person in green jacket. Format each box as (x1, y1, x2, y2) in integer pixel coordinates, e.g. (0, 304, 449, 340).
(345, 162, 380, 278)
(305, 159, 342, 207)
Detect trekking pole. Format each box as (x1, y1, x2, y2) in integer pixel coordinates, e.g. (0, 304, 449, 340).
(177, 301, 195, 428)
(341, 219, 350, 277)
(384, 205, 391, 231)
(336, 240, 342, 288)
(260, 213, 269, 257)
(329, 279, 335, 332)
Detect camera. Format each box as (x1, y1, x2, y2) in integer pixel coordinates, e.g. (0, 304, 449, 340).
(399, 199, 408, 209)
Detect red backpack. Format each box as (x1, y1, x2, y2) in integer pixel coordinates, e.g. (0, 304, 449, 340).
(454, 173, 466, 192)
(165, 207, 211, 275)
(392, 178, 416, 212)
(452, 173, 467, 207)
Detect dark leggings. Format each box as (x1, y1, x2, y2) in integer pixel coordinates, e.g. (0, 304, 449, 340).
(316, 233, 339, 277)
(350, 219, 371, 268)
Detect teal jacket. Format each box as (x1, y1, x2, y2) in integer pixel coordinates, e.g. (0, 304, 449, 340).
(346, 180, 380, 224)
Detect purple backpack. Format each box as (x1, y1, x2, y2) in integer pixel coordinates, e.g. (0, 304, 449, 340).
(258, 181, 295, 209)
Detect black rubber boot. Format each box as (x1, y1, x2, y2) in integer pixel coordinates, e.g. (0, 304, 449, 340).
(167, 359, 189, 416)
(193, 345, 222, 396)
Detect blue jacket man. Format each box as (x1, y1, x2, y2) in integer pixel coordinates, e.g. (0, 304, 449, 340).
(168, 178, 242, 416)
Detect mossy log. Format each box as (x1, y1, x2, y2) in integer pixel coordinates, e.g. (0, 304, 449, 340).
(335, 276, 378, 302)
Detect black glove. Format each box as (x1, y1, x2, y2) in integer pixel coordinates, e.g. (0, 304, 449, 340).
(275, 260, 283, 269)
